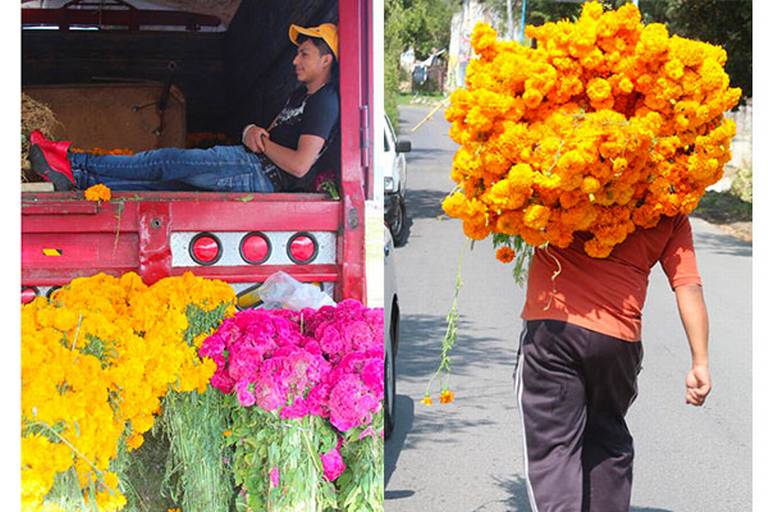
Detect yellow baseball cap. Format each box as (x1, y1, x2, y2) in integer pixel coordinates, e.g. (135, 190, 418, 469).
(289, 23, 338, 60)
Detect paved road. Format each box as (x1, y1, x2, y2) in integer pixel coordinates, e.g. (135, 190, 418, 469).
(384, 104, 752, 512)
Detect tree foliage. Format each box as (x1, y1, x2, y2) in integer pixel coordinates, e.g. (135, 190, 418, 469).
(662, 0, 752, 99)
(385, 0, 458, 125)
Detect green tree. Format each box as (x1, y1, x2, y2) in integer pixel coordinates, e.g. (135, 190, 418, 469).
(385, 0, 459, 126)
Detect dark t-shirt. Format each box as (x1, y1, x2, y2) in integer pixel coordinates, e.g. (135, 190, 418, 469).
(259, 83, 340, 192)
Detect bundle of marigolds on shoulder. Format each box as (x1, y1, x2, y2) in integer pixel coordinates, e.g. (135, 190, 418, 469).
(425, 1, 741, 406)
(442, 1, 741, 267)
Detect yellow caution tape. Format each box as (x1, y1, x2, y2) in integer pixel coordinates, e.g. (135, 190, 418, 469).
(42, 248, 62, 257)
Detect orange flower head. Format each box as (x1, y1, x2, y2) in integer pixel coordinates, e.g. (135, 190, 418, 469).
(496, 246, 517, 263)
(84, 184, 112, 203)
(440, 389, 455, 404)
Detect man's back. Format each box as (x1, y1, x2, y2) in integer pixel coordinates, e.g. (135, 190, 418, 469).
(522, 214, 702, 341)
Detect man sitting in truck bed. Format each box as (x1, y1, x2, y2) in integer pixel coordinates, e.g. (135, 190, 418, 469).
(28, 23, 340, 194)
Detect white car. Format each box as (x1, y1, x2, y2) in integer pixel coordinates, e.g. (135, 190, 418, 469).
(383, 114, 411, 246)
(384, 226, 399, 438)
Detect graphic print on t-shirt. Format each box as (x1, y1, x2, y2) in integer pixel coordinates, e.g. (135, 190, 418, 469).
(270, 98, 307, 130)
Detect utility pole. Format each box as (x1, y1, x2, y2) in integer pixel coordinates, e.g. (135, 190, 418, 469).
(506, 0, 514, 40)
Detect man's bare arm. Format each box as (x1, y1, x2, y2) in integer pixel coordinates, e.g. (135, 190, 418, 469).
(674, 283, 712, 406)
(262, 134, 325, 178)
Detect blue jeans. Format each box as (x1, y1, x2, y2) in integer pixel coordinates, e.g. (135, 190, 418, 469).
(70, 145, 275, 192)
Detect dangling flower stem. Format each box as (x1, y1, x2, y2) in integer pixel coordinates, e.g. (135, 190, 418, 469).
(423, 242, 466, 404)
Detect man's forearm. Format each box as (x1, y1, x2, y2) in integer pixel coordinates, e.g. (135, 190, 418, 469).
(674, 284, 709, 366)
(262, 139, 311, 178)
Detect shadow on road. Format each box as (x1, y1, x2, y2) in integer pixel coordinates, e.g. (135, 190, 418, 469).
(384, 394, 414, 488)
(385, 313, 521, 492)
(405, 188, 450, 220)
(405, 147, 455, 164)
(488, 474, 532, 511)
(692, 230, 752, 258)
(488, 475, 673, 512)
(398, 313, 518, 381)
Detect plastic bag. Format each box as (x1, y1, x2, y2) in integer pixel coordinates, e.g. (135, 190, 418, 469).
(258, 271, 336, 311)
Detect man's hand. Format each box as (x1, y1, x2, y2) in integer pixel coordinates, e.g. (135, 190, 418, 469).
(243, 126, 269, 154)
(685, 364, 711, 406)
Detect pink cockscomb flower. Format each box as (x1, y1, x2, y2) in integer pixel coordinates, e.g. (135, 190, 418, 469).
(320, 446, 346, 481)
(280, 396, 309, 420)
(235, 380, 257, 407)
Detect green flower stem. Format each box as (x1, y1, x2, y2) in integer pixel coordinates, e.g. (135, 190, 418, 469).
(27, 420, 102, 478)
(425, 245, 465, 397)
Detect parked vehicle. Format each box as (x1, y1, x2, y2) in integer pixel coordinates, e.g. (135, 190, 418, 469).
(384, 226, 399, 438)
(383, 114, 411, 247)
(21, 0, 374, 306)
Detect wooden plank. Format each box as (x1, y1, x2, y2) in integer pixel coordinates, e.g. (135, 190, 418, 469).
(21, 183, 54, 193)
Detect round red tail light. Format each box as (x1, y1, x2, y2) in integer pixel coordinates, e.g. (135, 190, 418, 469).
(287, 233, 318, 264)
(190, 233, 222, 265)
(240, 232, 271, 264)
(21, 287, 38, 304)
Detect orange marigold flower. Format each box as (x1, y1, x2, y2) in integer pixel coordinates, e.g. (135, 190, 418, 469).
(523, 204, 551, 230)
(439, 389, 455, 404)
(496, 246, 517, 263)
(587, 77, 612, 103)
(84, 184, 112, 202)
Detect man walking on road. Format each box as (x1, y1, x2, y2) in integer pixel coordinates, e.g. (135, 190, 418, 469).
(515, 213, 712, 511)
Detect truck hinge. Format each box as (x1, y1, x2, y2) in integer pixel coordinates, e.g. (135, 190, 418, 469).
(360, 105, 370, 169)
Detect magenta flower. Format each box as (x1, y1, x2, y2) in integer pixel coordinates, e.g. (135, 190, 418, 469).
(227, 344, 262, 382)
(270, 466, 280, 488)
(235, 380, 256, 407)
(327, 373, 380, 432)
(360, 358, 384, 400)
(211, 369, 235, 394)
(280, 397, 309, 420)
(320, 446, 346, 481)
(203, 299, 384, 434)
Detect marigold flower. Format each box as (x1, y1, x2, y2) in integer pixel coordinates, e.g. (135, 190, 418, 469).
(84, 184, 112, 202)
(523, 204, 551, 230)
(439, 389, 455, 404)
(496, 246, 517, 263)
(421, 394, 433, 406)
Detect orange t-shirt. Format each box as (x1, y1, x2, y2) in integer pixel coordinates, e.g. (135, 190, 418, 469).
(522, 215, 702, 342)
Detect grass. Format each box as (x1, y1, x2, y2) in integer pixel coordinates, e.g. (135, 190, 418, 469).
(396, 91, 448, 106)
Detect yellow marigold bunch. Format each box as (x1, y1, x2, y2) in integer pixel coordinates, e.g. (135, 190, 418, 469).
(21, 272, 235, 510)
(443, 1, 741, 259)
(84, 183, 112, 203)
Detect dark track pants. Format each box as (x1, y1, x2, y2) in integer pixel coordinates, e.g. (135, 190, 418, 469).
(514, 320, 644, 512)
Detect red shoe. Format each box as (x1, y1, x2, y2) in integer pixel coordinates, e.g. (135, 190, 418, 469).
(29, 130, 74, 177)
(28, 144, 75, 191)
